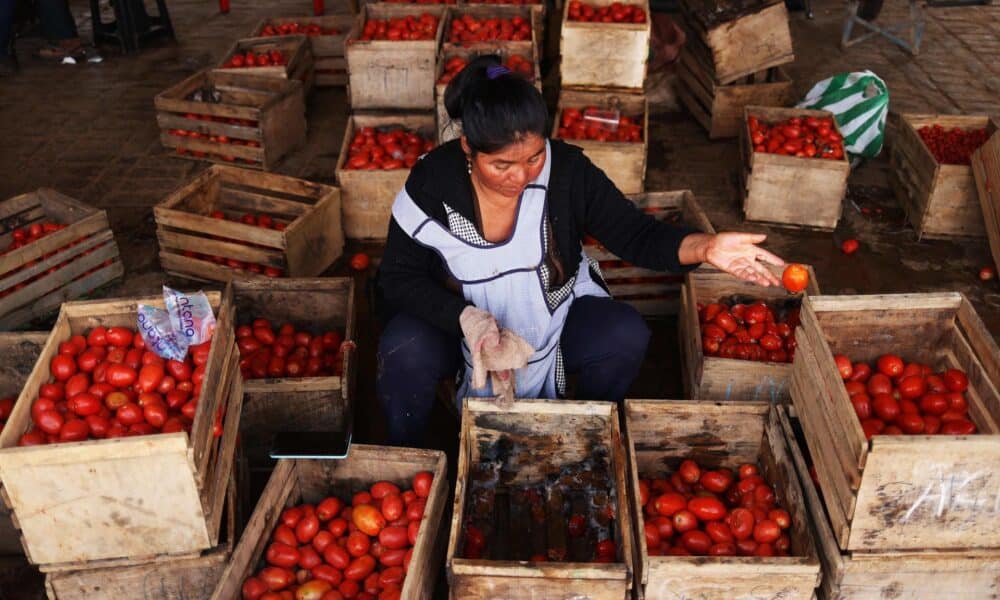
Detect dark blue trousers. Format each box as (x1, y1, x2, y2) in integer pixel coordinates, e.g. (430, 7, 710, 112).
(376, 295, 650, 446)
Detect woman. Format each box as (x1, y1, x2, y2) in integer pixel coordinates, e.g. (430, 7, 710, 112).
(376, 56, 784, 445)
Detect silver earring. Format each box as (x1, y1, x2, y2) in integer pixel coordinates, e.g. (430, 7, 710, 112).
(466, 157, 472, 175)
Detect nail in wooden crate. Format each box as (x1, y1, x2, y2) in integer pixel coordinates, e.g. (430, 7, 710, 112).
(441, 3, 543, 57)
(740, 106, 850, 231)
(679, 263, 820, 402)
(552, 89, 648, 194)
(215, 35, 315, 95)
(249, 15, 356, 87)
(0, 190, 123, 330)
(777, 405, 1000, 600)
(155, 70, 307, 172)
(624, 400, 821, 599)
(789, 292, 1000, 552)
(0, 288, 242, 569)
(154, 165, 343, 283)
(890, 113, 997, 239)
(233, 278, 357, 462)
(335, 112, 437, 240)
(447, 399, 636, 599)
(559, 0, 650, 91)
(345, 4, 447, 110)
(678, 0, 793, 85)
(973, 128, 1000, 271)
(212, 446, 449, 599)
(583, 190, 715, 317)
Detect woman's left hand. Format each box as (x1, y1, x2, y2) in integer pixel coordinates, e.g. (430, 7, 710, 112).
(679, 232, 785, 287)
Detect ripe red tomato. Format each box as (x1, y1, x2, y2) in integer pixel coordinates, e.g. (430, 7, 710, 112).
(106, 364, 138, 388)
(687, 496, 726, 522)
(699, 469, 733, 494)
(942, 369, 969, 392)
(50, 354, 77, 381)
(876, 354, 904, 377)
(344, 555, 376, 582)
(346, 531, 371, 557)
(672, 509, 697, 533)
(378, 526, 408, 550)
(834, 354, 853, 380)
(678, 459, 700, 484)
(352, 505, 386, 536)
(680, 530, 712, 555)
(980, 266, 996, 281)
(781, 264, 810, 293)
(654, 492, 686, 517)
(350, 253, 371, 271)
(265, 542, 300, 568)
(840, 239, 860, 255)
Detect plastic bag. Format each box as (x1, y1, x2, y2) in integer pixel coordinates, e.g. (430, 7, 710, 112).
(797, 70, 889, 158)
(164, 286, 217, 348)
(137, 304, 189, 361)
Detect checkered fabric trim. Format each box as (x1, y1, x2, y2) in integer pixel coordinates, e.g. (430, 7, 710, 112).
(555, 345, 566, 397)
(444, 203, 493, 247)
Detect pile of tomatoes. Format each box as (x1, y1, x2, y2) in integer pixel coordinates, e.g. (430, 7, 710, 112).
(638, 459, 794, 557)
(0, 397, 13, 434)
(358, 14, 440, 41)
(834, 353, 978, 438)
(237, 319, 346, 380)
(469, 0, 541, 4)
(169, 112, 262, 165)
(240, 472, 434, 600)
(17, 327, 223, 447)
(557, 107, 643, 143)
(448, 14, 531, 43)
(2, 222, 68, 253)
(698, 301, 798, 364)
(916, 125, 990, 166)
(222, 49, 288, 69)
(567, 1, 647, 23)
(344, 127, 434, 170)
(181, 211, 286, 277)
(385, 0, 456, 4)
(747, 115, 845, 160)
(259, 22, 341, 37)
(1, 222, 116, 300)
(437, 54, 533, 85)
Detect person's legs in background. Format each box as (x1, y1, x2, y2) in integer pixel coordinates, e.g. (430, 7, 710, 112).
(34, 0, 100, 62)
(0, 0, 16, 72)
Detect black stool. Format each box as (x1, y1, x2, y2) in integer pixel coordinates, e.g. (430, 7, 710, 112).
(89, 0, 174, 53)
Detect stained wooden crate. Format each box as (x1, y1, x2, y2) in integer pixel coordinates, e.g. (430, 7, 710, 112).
(215, 35, 315, 95)
(778, 406, 1000, 599)
(465, 0, 546, 50)
(155, 70, 307, 171)
(552, 89, 649, 194)
(441, 4, 541, 56)
(154, 165, 343, 283)
(740, 106, 850, 230)
(890, 113, 997, 239)
(583, 190, 715, 317)
(44, 474, 237, 600)
(0, 289, 242, 570)
(345, 4, 447, 110)
(212, 445, 448, 600)
(679, 263, 820, 402)
(0, 190, 123, 330)
(625, 400, 821, 599)
(233, 278, 357, 462)
(447, 399, 635, 599)
(676, 47, 793, 139)
(559, 0, 650, 91)
(679, 0, 793, 85)
(790, 293, 1000, 553)
(335, 112, 437, 240)
(973, 128, 1000, 271)
(250, 15, 355, 87)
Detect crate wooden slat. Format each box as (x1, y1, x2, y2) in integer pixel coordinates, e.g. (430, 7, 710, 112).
(625, 400, 821, 599)
(741, 106, 850, 230)
(155, 70, 307, 171)
(679, 263, 819, 402)
(154, 165, 343, 283)
(891, 113, 997, 239)
(233, 278, 357, 462)
(214, 35, 315, 95)
(559, 0, 650, 91)
(335, 113, 437, 240)
(972, 129, 1000, 271)
(0, 289, 242, 570)
(553, 89, 648, 195)
(345, 4, 447, 110)
(212, 445, 448, 600)
(790, 292, 1000, 552)
(250, 16, 355, 87)
(447, 399, 635, 599)
(0, 190, 123, 330)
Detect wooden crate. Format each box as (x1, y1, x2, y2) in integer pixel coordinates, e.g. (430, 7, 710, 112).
(679, 0, 793, 85)
(154, 165, 343, 283)
(212, 445, 448, 600)
(215, 35, 315, 95)
(441, 4, 540, 56)
(583, 190, 715, 316)
(790, 293, 1000, 553)
(740, 106, 851, 230)
(559, 0, 650, 91)
(676, 47, 793, 139)
(890, 113, 997, 239)
(335, 112, 437, 240)
(464, 1, 546, 50)
(447, 399, 635, 599)
(0, 190, 123, 330)
(155, 70, 307, 171)
(552, 89, 649, 194)
(0, 289, 242, 570)
(973, 128, 1000, 271)
(625, 400, 821, 599)
(44, 474, 237, 600)
(778, 406, 1000, 599)
(250, 16, 355, 87)
(345, 4, 447, 110)
(233, 278, 357, 462)
(679, 263, 820, 402)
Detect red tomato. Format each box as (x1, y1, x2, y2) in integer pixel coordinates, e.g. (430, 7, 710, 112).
(266, 542, 301, 568)
(258, 567, 294, 591)
(654, 492, 686, 517)
(243, 576, 268, 600)
(876, 354, 904, 377)
(370, 481, 400, 499)
(59, 418, 90, 442)
(781, 264, 810, 294)
(106, 327, 134, 347)
(106, 364, 137, 388)
(680, 530, 712, 555)
(672, 509, 697, 533)
(833, 355, 853, 380)
(346, 531, 371, 557)
(350, 253, 371, 271)
(50, 354, 77, 381)
(687, 496, 726, 522)
(753, 519, 781, 543)
(381, 494, 404, 521)
(317, 497, 344, 521)
(705, 521, 734, 543)
(412, 471, 432, 498)
(841, 239, 860, 255)
(344, 555, 376, 582)
(727, 508, 754, 540)
(942, 369, 969, 392)
(311, 564, 343, 587)
(699, 469, 733, 494)
(296, 514, 320, 543)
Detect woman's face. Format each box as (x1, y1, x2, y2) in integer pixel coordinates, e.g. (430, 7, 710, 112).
(463, 133, 546, 199)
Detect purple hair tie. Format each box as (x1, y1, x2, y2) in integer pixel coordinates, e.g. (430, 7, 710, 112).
(486, 65, 511, 80)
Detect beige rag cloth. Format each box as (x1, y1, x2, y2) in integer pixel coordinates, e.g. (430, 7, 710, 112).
(459, 306, 535, 407)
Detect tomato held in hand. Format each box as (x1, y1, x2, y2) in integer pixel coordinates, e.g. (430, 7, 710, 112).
(781, 264, 810, 294)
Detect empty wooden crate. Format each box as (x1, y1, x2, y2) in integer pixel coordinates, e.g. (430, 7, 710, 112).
(250, 15, 355, 87)
(973, 128, 1000, 271)
(559, 0, 650, 90)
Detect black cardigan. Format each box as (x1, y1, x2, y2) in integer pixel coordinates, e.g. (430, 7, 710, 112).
(376, 139, 701, 336)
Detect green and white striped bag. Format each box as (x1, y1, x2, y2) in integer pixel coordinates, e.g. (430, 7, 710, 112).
(797, 71, 890, 159)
